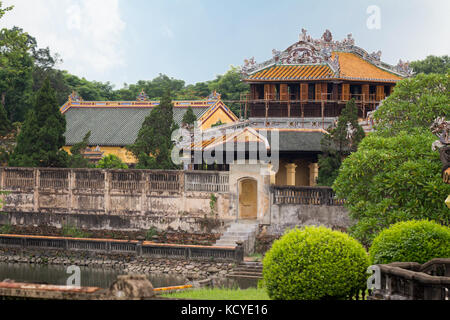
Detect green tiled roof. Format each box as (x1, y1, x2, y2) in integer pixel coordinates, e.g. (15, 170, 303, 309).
(260, 130, 324, 152)
(65, 107, 209, 146)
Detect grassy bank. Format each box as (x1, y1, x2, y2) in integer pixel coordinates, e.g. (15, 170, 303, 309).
(161, 287, 270, 300)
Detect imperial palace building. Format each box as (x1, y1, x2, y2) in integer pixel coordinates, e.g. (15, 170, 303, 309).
(184, 29, 413, 188)
(62, 29, 413, 189)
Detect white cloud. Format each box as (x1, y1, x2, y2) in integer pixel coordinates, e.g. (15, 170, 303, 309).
(0, 0, 126, 77)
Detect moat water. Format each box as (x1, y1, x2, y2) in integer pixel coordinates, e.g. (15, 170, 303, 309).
(0, 263, 258, 289)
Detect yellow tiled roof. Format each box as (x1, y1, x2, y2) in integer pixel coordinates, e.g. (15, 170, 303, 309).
(247, 64, 334, 81)
(334, 52, 402, 82)
(245, 52, 403, 83)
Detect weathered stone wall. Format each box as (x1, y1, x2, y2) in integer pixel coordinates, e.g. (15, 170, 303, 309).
(0, 168, 233, 234)
(267, 203, 350, 235)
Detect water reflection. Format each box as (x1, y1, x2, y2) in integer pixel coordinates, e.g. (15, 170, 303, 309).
(0, 263, 187, 289)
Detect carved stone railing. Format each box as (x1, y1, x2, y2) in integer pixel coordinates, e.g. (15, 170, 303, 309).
(185, 171, 230, 193)
(0, 167, 230, 215)
(271, 185, 345, 206)
(369, 259, 450, 300)
(0, 234, 244, 263)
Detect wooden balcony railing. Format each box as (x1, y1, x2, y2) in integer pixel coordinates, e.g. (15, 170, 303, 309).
(241, 92, 380, 103)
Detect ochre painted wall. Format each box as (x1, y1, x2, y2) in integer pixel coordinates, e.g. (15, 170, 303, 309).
(63, 146, 138, 164)
(275, 159, 311, 187)
(200, 106, 238, 130)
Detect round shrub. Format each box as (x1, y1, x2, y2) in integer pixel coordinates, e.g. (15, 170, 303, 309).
(369, 220, 450, 265)
(262, 226, 369, 300)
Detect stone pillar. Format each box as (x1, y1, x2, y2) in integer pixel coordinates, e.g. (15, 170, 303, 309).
(309, 163, 319, 187)
(104, 170, 110, 214)
(33, 168, 40, 212)
(68, 170, 74, 214)
(285, 163, 297, 187)
(268, 164, 276, 185)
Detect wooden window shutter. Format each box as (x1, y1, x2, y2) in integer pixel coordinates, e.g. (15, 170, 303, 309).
(376, 85, 385, 101)
(315, 83, 322, 101)
(362, 84, 369, 102)
(300, 83, 308, 101)
(280, 84, 288, 101)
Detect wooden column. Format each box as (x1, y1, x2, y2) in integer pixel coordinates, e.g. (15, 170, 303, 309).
(300, 83, 308, 127)
(264, 84, 271, 100)
(362, 84, 369, 119)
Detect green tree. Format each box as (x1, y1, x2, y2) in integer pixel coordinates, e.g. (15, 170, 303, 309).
(9, 78, 68, 167)
(373, 73, 450, 137)
(0, 27, 34, 122)
(333, 131, 450, 246)
(67, 131, 93, 168)
(97, 154, 128, 169)
(317, 99, 365, 186)
(410, 55, 450, 75)
(182, 106, 197, 127)
(208, 66, 249, 116)
(0, 100, 11, 135)
(0, 1, 13, 19)
(128, 90, 179, 169)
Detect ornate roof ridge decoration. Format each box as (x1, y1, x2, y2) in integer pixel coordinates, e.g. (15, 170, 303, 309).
(137, 90, 149, 101)
(68, 91, 83, 102)
(60, 91, 226, 114)
(207, 90, 222, 100)
(241, 28, 413, 78)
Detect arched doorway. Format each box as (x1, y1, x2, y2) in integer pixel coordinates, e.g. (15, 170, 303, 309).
(239, 178, 258, 220)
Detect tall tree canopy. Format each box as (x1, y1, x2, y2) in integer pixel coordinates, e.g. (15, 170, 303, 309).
(333, 74, 450, 246)
(0, 27, 34, 123)
(9, 78, 68, 167)
(128, 90, 179, 169)
(317, 99, 365, 186)
(410, 55, 450, 75)
(373, 73, 450, 137)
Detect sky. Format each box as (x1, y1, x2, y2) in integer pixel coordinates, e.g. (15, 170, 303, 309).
(1, 0, 449, 89)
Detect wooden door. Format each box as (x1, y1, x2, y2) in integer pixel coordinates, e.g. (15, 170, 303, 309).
(239, 179, 257, 220)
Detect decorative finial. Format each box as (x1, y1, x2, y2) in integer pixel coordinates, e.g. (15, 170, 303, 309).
(137, 90, 149, 101)
(69, 91, 82, 102)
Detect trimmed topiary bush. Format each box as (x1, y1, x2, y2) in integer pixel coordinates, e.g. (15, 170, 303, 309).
(262, 226, 369, 300)
(369, 220, 450, 265)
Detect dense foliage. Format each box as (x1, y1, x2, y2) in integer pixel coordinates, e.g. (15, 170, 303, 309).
(0, 100, 11, 135)
(333, 131, 450, 246)
(9, 78, 68, 167)
(67, 131, 93, 169)
(181, 106, 197, 127)
(373, 73, 449, 137)
(97, 154, 128, 169)
(128, 90, 179, 169)
(369, 220, 450, 264)
(410, 55, 450, 75)
(262, 226, 369, 300)
(317, 99, 365, 186)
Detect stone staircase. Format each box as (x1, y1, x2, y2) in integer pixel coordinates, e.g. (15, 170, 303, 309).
(213, 221, 259, 255)
(227, 261, 263, 280)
